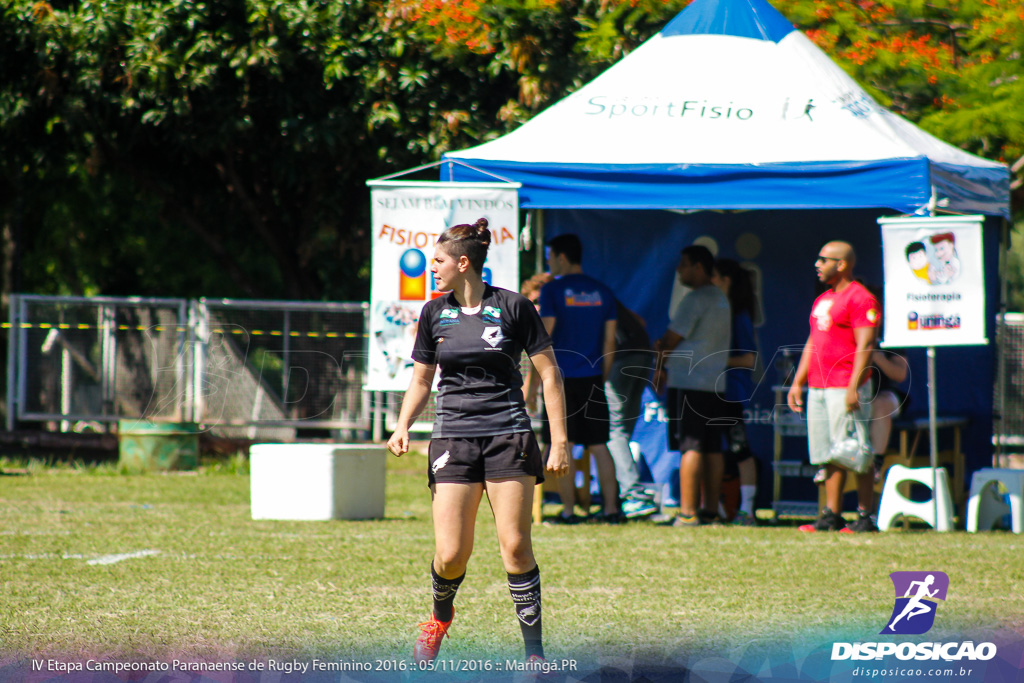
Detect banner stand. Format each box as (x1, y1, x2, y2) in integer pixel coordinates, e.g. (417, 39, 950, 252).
(927, 346, 938, 496)
(363, 164, 522, 404)
(878, 213, 987, 531)
(368, 158, 518, 186)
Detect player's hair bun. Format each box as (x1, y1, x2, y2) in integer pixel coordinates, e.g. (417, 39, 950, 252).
(436, 218, 491, 274)
(472, 218, 490, 243)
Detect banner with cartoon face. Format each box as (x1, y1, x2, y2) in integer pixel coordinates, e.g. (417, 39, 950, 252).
(878, 215, 986, 347)
(365, 183, 520, 391)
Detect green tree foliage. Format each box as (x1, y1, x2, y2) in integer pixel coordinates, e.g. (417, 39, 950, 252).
(0, 0, 524, 300)
(1, 0, 1021, 303)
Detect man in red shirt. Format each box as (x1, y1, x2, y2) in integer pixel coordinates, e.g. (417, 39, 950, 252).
(787, 241, 880, 532)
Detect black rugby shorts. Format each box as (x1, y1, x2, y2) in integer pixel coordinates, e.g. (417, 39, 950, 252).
(563, 375, 611, 446)
(666, 388, 731, 454)
(427, 432, 544, 487)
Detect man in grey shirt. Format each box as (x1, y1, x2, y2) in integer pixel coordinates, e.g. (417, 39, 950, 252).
(654, 245, 732, 527)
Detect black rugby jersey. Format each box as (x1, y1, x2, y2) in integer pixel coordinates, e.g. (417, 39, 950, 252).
(412, 285, 552, 438)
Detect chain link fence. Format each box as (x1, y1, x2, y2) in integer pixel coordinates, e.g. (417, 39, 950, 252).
(7, 296, 190, 428)
(9, 297, 1023, 451)
(6, 295, 371, 440)
(196, 299, 368, 439)
(994, 312, 1024, 452)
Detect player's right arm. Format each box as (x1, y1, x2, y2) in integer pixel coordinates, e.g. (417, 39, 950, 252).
(787, 336, 813, 413)
(386, 361, 436, 456)
(652, 328, 683, 393)
(871, 349, 908, 383)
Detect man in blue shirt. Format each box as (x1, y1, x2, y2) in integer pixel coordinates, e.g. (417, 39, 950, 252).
(538, 234, 621, 523)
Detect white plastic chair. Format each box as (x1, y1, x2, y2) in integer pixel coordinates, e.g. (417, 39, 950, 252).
(877, 464, 954, 532)
(966, 468, 1024, 533)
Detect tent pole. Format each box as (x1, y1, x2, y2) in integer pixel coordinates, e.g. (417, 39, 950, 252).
(535, 210, 546, 275)
(927, 347, 938, 473)
(925, 192, 940, 527)
(995, 218, 1009, 466)
(926, 346, 943, 529)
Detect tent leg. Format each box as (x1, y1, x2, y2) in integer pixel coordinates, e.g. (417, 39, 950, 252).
(535, 209, 546, 274)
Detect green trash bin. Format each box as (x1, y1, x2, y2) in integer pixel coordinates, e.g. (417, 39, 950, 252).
(118, 420, 200, 472)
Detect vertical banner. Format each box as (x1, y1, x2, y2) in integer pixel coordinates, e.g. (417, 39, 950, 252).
(364, 182, 520, 392)
(878, 215, 987, 347)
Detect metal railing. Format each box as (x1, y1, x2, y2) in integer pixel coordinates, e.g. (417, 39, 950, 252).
(6, 295, 370, 439)
(994, 312, 1024, 450)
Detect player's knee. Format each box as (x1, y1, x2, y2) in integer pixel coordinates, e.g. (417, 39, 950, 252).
(498, 536, 533, 571)
(434, 548, 471, 576)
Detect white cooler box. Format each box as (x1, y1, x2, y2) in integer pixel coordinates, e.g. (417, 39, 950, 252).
(250, 444, 386, 520)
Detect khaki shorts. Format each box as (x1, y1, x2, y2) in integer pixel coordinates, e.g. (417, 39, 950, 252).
(806, 386, 873, 468)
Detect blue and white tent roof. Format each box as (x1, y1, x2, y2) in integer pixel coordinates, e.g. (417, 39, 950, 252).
(445, 0, 1009, 217)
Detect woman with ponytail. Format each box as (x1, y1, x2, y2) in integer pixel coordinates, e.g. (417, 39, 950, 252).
(387, 218, 569, 669)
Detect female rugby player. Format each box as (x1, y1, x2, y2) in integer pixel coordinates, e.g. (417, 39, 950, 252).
(386, 218, 569, 666)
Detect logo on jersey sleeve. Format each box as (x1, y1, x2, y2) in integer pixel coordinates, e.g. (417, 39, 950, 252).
(440, 308, 460, 326)
(483, 306, 502, 323)
(482, 326, 505, 347)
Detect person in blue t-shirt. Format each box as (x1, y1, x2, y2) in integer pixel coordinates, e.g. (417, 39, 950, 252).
(712, 258, 760, 526)
(538, 234, 621, 524)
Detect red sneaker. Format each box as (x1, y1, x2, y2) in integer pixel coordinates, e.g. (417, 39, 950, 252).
(798, 507, 847, 533)
(413, 611, 453, 664)
(523, 655, 556, 681)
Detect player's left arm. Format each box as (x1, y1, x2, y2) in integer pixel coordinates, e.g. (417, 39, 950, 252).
(530, 347, 569, 477)
(846, 325, 876, 412)
(602, 318, 617, 381)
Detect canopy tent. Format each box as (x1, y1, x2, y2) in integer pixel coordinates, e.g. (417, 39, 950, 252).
(444, 0, 1010, 217)
(440, 0, 1012, 502)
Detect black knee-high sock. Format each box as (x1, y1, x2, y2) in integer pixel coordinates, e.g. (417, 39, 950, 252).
(431, 564, 464, 622)
(508, 565, 544, 659)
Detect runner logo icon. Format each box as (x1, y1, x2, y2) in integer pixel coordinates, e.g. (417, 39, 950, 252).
(832, 570, 996, 663)
(883, 571, 949, 635)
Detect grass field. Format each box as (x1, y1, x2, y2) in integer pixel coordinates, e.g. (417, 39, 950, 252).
(1, 452, 1022, 674)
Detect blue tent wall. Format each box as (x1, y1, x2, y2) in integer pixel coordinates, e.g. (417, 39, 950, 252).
(543, 208, 1000, 505)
